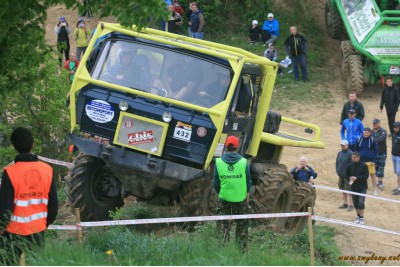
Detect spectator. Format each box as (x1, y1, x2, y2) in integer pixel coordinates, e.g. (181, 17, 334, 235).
(261, 13, 280, 46)
(263, 43, 283, 77)
(166, 4, 183, 34)
(249, 20, 261, 44)
(284, 26, 308, 82)
(55, 16, 71, 66)
(346, 151, 369, 225)
(355, 127, 378, 196)
(172, 0, 184, 15)
(162, 0, 173, 31)
(380, 76, 399, 136)
(340, 91, 365, 125)
(189, 3, 204, 39)
(336, 140, 354, 211)
(0, 127, 58, 265)
(214, 136, 252, 253)
(290, 156, 318, 184)
(186, 2, 197, 36)
(64, 52, 80, 83)
(340, 109, 364, 151)
(372, 119, 387, 190)
(391, 122, 400, 195)
(81, 0, 93, 20)
(73, 18, 91, 61)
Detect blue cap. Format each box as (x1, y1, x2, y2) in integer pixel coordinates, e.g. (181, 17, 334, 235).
(78, 18, 84, 23)
(59, 17, 66, 22)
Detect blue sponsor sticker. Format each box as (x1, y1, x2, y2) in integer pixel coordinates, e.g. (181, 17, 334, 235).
(85, 100, 114, 123)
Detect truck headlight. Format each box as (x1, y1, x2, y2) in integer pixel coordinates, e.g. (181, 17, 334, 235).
(119, 101, 128, 111)
(162, 112, 172, 123)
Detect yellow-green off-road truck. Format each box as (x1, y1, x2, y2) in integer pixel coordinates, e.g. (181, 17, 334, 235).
(65, 23, 325, 233)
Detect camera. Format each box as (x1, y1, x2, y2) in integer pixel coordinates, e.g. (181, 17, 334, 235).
(61, 22, 66, 26)
(302, 167, 305, 170)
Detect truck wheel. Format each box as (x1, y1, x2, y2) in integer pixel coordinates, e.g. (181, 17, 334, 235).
(179, 177, 208, 217)
(325, 0, 344, 39)
(285, 181, 316, 234)
(340, 40, 356, 79)
(346, 55, 363, 95)
(251, 162, 293, 227)
(65, 154, 124, 221)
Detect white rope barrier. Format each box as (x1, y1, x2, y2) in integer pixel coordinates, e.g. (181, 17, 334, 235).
(313, 184, 400, 204)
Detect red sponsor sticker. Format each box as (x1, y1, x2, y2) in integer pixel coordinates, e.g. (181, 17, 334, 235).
(197, 127, 207, 137)
(128, 130, 154, 145)
(124, 120, 134, 129)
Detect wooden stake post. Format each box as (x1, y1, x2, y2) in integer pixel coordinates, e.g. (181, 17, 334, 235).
(308, 207, 315, 266)
(19, 252, 25, 266)
(75, 208, 83, 243)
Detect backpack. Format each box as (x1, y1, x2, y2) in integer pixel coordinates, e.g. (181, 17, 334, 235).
(264, 111, 281, 133)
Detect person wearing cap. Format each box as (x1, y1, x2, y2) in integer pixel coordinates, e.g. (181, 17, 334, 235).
(340, 109, 364, 151)
(72, 18, 91, 61)
(261, 13, 280, 46)
(249, 20, 261, 44)
(290, 156, 318, 184)
(380, 76, 400, 136)
(372, 119, 387, 190)
(336, 140, 354, 211)
(263, 43, 284, 77)
(355, 127, 378, 196)
(340, 91, 365, 125)
(55, 16, 71, 66)
(284, 26, 308, 82)
(391, 122, 400, 195)
(346, 151, 369, 225)
(213, 135, 252, 252)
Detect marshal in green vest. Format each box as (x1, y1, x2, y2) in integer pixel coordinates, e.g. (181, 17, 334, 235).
(215, 157, 247, 202)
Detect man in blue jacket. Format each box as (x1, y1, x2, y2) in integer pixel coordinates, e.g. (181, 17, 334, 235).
(355, 127, 378, 196)
(261, 13, 279, 46)
(290, 156, 318, 184)
(340, 109, 364, 151)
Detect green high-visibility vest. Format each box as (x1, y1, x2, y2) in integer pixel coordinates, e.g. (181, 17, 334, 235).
(215, 157, 247, 202)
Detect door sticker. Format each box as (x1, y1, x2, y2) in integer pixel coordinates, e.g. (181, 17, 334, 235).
(85, 100, 114, 123)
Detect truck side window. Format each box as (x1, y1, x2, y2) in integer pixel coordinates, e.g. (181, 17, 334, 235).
(234, 75, 254, 115)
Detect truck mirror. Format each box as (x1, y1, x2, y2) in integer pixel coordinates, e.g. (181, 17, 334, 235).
(305, 128, 313, 134)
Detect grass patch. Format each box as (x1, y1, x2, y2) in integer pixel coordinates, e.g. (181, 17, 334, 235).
(24, 223, 344, 266)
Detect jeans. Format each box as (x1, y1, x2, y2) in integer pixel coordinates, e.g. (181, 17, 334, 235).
(76, 46, 87, 61)
(192, 32, 204, 39)
(291, 53, 308, 80)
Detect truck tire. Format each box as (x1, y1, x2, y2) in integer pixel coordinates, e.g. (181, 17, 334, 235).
(340, 40, 356, 79)
(250, 162, 293, 227)
(65, 154, 124, 221)
(325, 0, 344, 39)
(179, 177, 208, 217)
(285, 181, 316, 234)
(346, 55, 364, 95)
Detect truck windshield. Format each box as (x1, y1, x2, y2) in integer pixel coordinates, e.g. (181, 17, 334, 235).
(91, 40, 232, 107)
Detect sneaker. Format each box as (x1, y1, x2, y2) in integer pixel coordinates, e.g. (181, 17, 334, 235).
(288, 69, 294, 74)
(338, 204, 348, 209)
(392, 188, 399, 192)
(354, 217, 360, 224)
(373, 189, 378, 196)
(393, 189, 400, 195)
(279, 72, 284, 78)
(263, 43, 267, 47)
(347, 205, 353, 211)
(378, 183, 384, 190)
(359, 218, 365, 225)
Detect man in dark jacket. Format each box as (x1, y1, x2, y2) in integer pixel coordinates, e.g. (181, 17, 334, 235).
(189, 3, 204, 39)
(340, 91, 365, 125)
(284, 26, 308, 82)
(391, 122, 400, 195)
(380, 76, 399, 135)
(336, 140, 353, 211)
(355, 127, 378, 196)
(372, 119, 387, 190)
(0, 127, 58, 265)
(214, 136, 252, 252)
(346, 151, 369, 225)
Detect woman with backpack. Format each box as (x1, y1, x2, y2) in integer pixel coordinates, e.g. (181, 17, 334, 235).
(73, 18, 91, 61)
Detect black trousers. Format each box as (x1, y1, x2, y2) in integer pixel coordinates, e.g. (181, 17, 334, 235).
(387, 111, 397, 135)
(261, 30, 271, 43)
(352, 187, 367, 210)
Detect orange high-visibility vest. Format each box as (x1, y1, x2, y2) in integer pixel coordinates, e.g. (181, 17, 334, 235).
(5, 161, 53, 236)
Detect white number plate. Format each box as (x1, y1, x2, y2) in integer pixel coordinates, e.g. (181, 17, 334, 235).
(390, 66, 400, 75)
(173, 127, 192, 142)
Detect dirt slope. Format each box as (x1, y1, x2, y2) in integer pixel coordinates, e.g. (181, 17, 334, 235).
(45, 3, 400, 266)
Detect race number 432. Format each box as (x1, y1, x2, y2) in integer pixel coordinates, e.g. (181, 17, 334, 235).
(173, 127, 192, 142)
